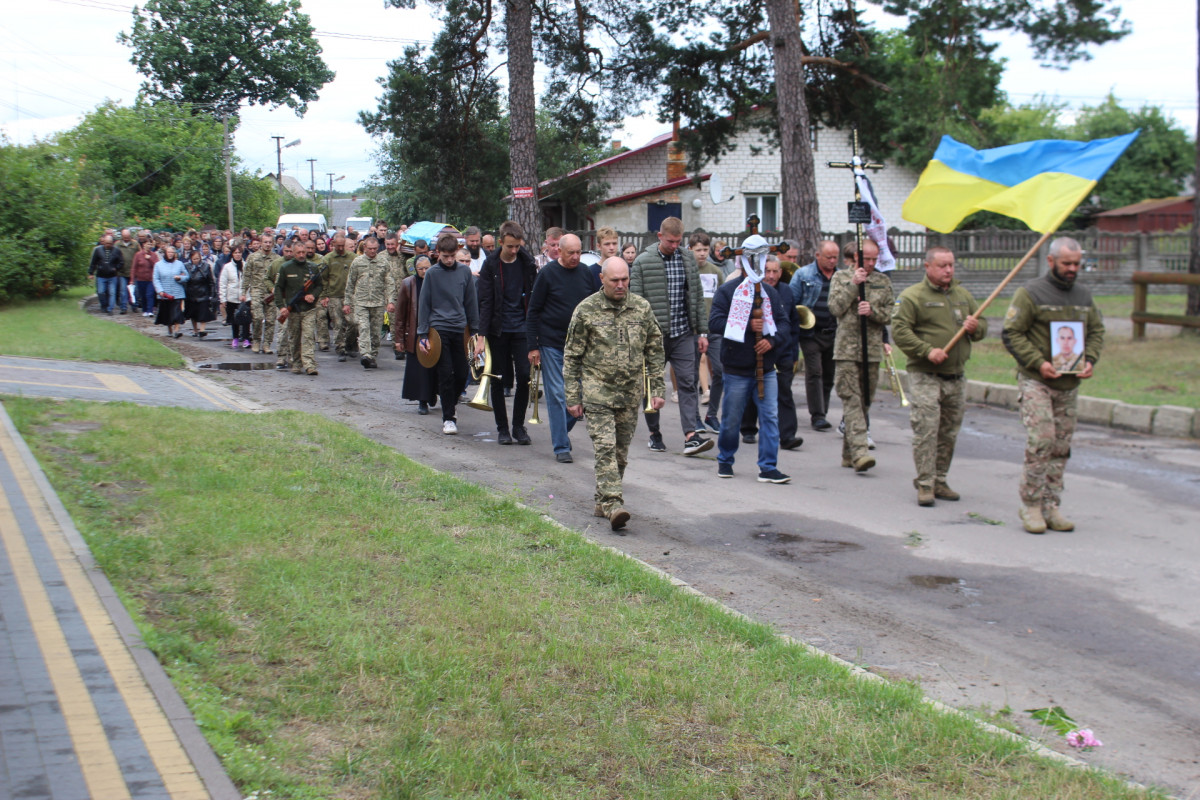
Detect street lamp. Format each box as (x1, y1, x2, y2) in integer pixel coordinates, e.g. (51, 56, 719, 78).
(272, 137, 303, 215)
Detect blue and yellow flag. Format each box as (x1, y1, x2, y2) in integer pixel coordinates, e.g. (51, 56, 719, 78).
(901, 132, 1139, 233)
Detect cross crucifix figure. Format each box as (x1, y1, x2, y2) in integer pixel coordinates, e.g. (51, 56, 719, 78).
(827, 128, 885, 410)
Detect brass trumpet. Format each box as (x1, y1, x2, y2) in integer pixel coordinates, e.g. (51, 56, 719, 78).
(467, 336, 496, 412)
(883, 350, 909, 407)
(795, 304, 816, 330)
(643, 361, 655, 413)
(528, 364, 542, 424)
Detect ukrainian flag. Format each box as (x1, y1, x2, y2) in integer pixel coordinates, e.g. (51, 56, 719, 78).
(901, 132, 1139, 233)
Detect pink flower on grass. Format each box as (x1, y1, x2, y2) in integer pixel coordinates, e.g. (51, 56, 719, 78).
(1066, 729, 1103, 749)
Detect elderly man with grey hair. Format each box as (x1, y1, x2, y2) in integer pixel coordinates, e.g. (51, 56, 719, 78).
(1002, 236, 1105, 534)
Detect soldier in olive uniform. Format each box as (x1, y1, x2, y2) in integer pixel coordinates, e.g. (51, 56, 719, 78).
(564, 257, 666, 532)
(266, 243, 293, 368)
(1003, 237, 1104, 534)
(243, 235, 276, 353)
(274, 246, 323, 376)
(892, 247, 986, 506)
(343, 237, 396, 368)
(830, 239, 893, 473)
(318, 233, 355, 360)
(382, 234, 408, 358)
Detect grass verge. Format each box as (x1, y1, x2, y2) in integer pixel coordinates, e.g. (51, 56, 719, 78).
(0, 286, 183, 367)
(898, 339, 1200, 409)
(8, 398, 1164, 800)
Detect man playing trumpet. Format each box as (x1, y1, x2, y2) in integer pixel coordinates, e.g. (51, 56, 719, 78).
(565, 257, 665, 531)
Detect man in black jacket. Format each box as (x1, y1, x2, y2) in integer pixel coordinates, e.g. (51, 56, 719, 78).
(88, 234, 126, 314)
(740, 255, 804, 451)
(527, 231, 597, 462)
(708, 242, 792, 483)
(478, 220, 539, 445)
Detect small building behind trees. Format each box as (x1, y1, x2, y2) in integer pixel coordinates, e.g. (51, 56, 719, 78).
(1094, 196, 1195, 234)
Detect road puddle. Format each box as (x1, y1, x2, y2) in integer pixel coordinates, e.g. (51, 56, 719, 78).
(198, 362, 276, 370)
(908, 575, 981, 597)
(751, 529, 863, 562)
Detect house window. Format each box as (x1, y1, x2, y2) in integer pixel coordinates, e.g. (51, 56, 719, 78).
(745, 194, 779, 231)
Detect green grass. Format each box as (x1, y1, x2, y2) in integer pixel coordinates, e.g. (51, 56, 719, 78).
(1088, 293, 1188, 320)
(0, 286, 184, 366)
(898, 339, 1200, 408)
(7, 398, 1164, 800)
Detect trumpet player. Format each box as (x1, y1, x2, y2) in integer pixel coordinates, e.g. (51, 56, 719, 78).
(417, 232, 481, 435)
(564, 257, 665, 532)
(527, 232, 597, 463)
(478, 220, 539, 445)
(891, 246, 986, 507)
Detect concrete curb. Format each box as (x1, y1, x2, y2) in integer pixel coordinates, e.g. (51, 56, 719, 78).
(890, 371, 1197, 440)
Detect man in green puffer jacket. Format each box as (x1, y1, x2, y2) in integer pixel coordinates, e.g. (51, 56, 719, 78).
(629, 216, 713, 457)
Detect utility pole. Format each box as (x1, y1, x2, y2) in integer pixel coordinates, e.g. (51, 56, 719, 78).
(223, 113, 235, 232)
(307, 158, 317, 213)
(272, 135, 285, 216)
(327, 173, 335, 216)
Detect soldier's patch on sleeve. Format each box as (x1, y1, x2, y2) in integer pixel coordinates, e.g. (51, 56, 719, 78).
(1004, 305, 1019, 323)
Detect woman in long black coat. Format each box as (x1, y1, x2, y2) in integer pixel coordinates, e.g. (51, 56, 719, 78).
(183, 249, 217, 337)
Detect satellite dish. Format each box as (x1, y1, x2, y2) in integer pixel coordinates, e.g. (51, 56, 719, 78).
(708, 174, 734, 204)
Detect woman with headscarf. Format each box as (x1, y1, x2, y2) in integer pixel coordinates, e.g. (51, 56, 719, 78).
(219, 247, 250, 348)
(394, 255, 438, 415)
(183, 249, 217, 337)
(153, 245, 187, 338)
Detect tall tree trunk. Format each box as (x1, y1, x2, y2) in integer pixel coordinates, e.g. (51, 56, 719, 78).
(1189, 0, 1200, 320)
(506, 0, 541, 246)
(763, 0, 820, 257)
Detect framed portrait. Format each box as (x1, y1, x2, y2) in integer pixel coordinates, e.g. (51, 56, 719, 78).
(1050, 320, 1085, 374)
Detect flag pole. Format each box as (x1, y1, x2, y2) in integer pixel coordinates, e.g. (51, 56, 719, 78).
(944, 228, 1056, 353)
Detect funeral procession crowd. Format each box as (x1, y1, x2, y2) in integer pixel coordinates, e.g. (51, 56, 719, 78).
(88, 218, 1103, 535)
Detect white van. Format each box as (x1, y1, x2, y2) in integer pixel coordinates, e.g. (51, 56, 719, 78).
(345, 216, 373, 235)
(276, 214, 329, 236)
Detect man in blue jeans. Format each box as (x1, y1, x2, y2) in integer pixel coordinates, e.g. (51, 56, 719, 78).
(527, 232, 597, 462)
(88, 234, 126, 314)
(708, 236, 791, 483)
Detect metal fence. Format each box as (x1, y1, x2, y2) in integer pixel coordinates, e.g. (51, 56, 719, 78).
(574, 227, 1192, 296)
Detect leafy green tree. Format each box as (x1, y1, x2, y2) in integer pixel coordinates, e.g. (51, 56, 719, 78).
(0, 138, 102, 300)
(119, 0, 335, 116)
(1069, 94, 1194, 213)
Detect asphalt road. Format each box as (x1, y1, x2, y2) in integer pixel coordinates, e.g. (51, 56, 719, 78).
(161, 322, 1200, 797)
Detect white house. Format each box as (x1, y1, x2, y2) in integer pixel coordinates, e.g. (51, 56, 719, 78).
(537, 122, 924, 238)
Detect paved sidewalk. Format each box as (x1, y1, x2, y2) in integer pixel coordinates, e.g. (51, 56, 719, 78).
(0, 404, 241, 799)
(0, 356, 261, 412)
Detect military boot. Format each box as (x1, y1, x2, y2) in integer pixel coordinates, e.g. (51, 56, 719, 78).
(608, 506, 631, 532)
(916, 484, 935, 507)
(1043, 506, 1075, 531)
(934, 482, 960, 501)
(1019, 505, 1047, 534)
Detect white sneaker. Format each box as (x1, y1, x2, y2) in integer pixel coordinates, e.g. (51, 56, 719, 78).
(442, 420, 457, 435)
(867, 428, 876, 450)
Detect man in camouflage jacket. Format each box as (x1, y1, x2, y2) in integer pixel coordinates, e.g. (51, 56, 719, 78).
(565, 258, 666, 531)
(343, 237, 396, 368)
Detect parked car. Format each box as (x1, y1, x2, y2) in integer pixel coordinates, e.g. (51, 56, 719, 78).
(276, 214, 329, 237)
(345, 216, 373, 237)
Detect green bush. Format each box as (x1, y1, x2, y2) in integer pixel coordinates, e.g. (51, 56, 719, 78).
(0, 137, 101, 302)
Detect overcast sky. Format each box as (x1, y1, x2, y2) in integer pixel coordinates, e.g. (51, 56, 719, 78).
(3, 0, 1195, 192)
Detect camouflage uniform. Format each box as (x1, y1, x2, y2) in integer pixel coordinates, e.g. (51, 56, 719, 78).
(381, 250, 407, 343)
(891, 276, 987, 494)
(564, 291, 666, 518)
(317, 250, 355, 354)
(274, 258, 323, 374)
(1003, 272, 1105, 511)
(266, 258, 290, 366)
(345, 253, 396, 361)
(829, 269, 893, 466)
(243, 249, 274, 352)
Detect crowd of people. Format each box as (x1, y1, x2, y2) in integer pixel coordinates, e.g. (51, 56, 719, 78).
(88, 219, 1104, 535)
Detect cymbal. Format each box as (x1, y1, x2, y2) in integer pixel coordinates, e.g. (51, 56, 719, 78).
(417, 327, 441, 368)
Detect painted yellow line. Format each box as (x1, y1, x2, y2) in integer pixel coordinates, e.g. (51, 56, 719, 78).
(0, 363, 108, 376)
(162, 370, 243, 412)
(0, 459, 132, 800)
(0, 427, 211, 799)
(95, 374, 149, 394)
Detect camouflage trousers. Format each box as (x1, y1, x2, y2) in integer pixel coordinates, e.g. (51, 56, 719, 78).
(584, 404, 639, 516)
(249, 291, 275, 351)
(275, 316, 291, 365)
(355, 305, 384, 359)
(1018, 375, 1077, 508)
(314, 297, 349, 351)
(286, 308, 318, 372)
(834, 360, 879, 463)
(907, 372, 966, 490)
